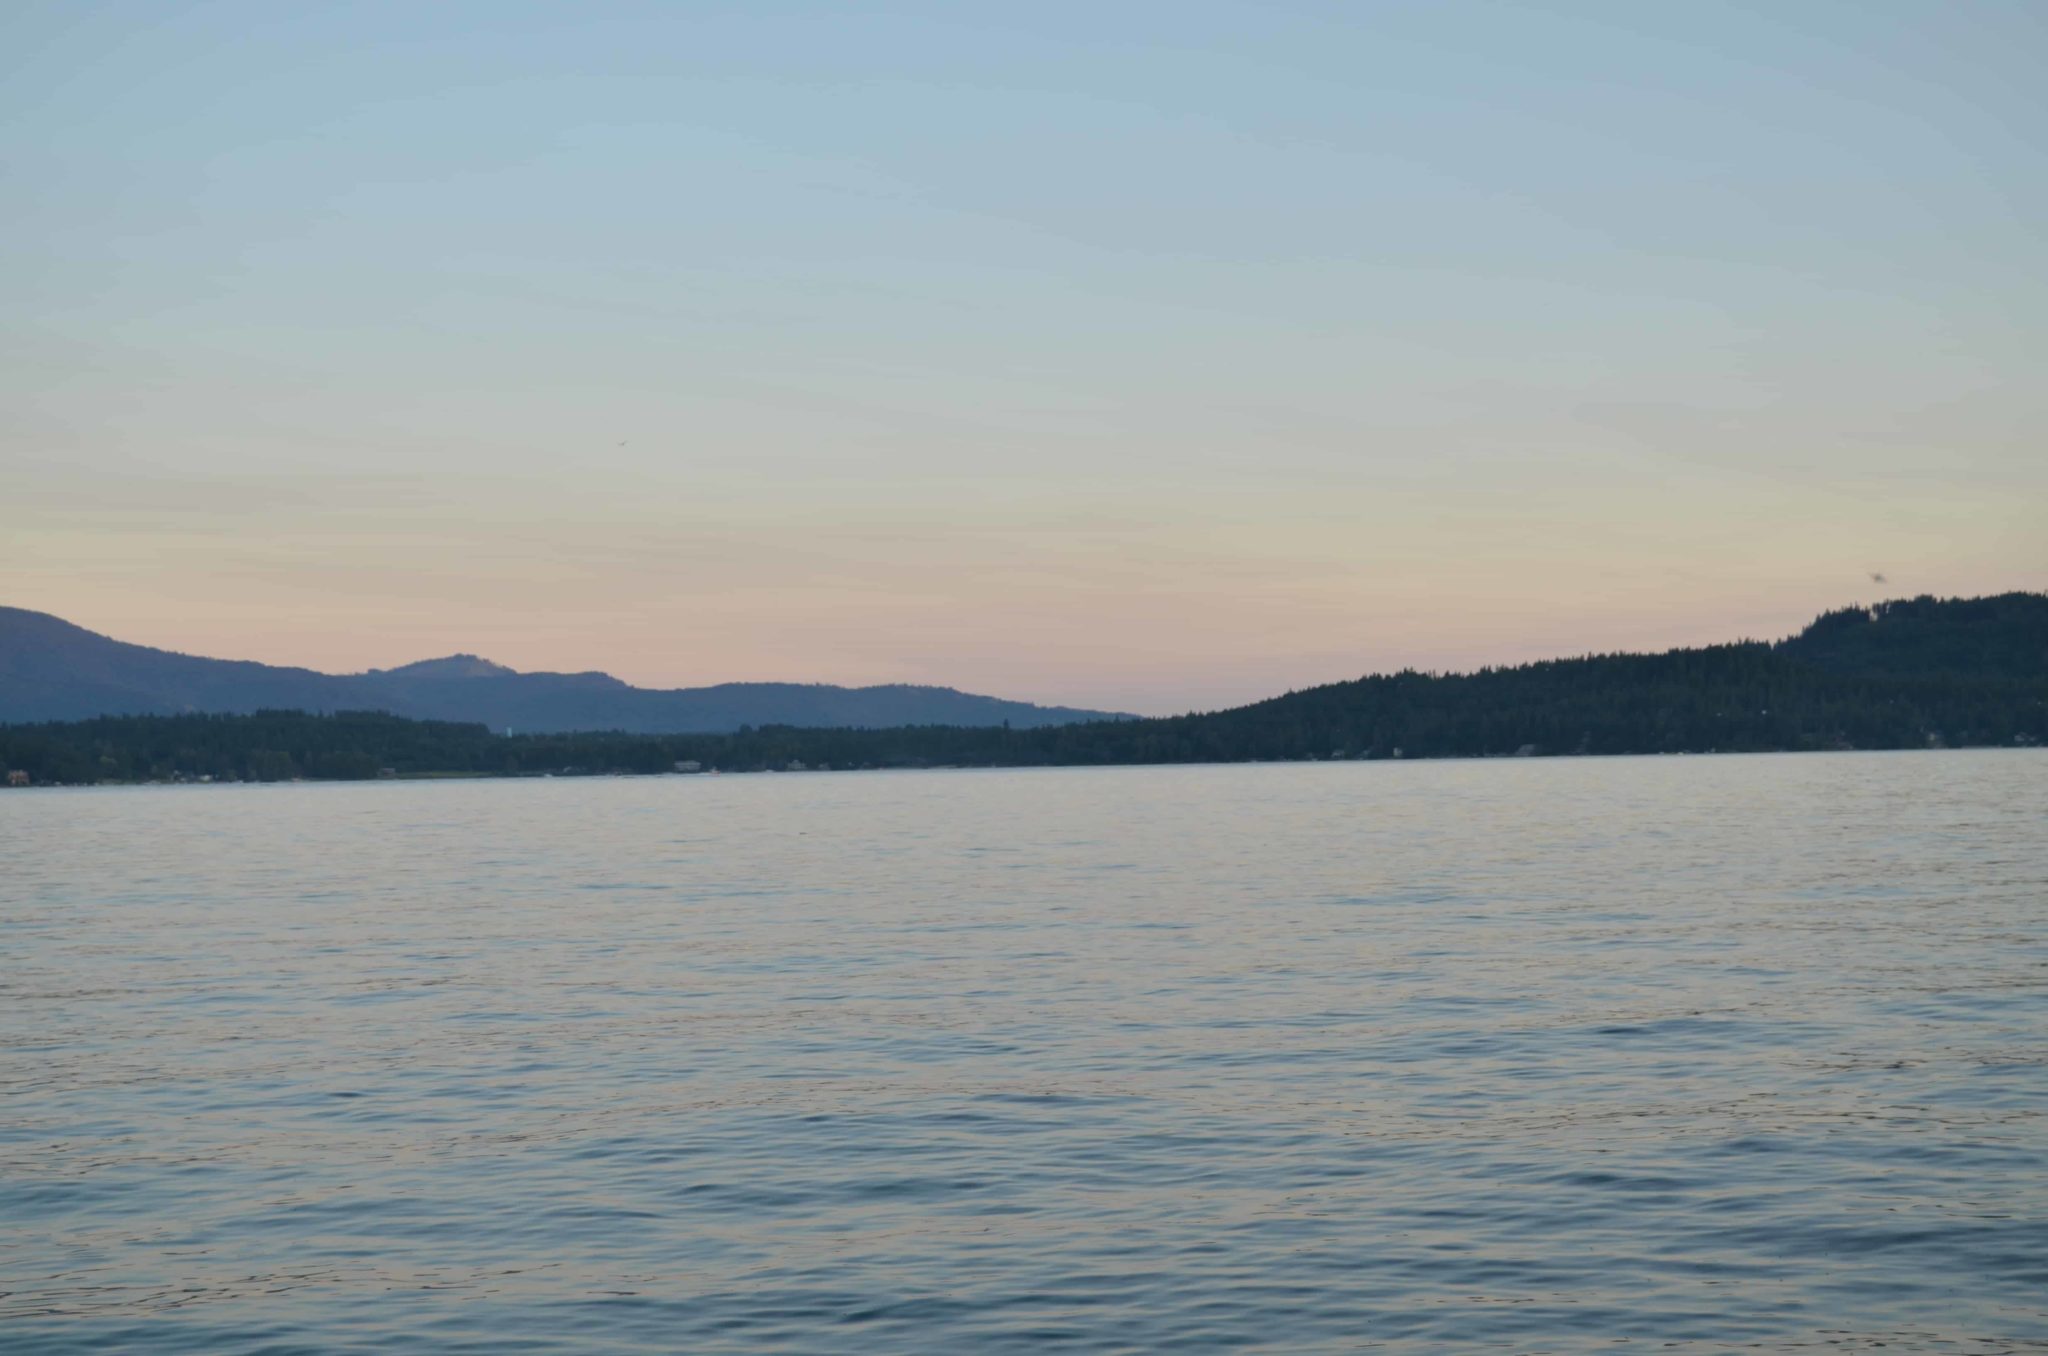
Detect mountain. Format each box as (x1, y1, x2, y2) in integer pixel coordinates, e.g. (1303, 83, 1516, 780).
(0, 608, 1125, 731)
(374, 655, 520, 681)
(0, 608, 364, 724)
(4, 593, 2041, 785)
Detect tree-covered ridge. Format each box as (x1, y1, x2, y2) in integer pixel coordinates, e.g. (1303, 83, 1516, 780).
(3, 593, 2041, 784)
(1778, 592, 2046, 683)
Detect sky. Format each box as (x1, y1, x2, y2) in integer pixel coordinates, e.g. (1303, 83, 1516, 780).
(4, 1, 2043, 715)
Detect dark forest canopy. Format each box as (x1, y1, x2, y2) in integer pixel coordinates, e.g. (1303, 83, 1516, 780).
(4, 593, 2042, 785)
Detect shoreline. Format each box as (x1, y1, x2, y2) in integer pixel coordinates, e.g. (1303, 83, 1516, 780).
(7, 740, 2039, 791)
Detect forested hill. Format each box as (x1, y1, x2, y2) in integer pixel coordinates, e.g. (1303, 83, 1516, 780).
(3, 593, 2041, 784)
(1776, 592, 2045, 683)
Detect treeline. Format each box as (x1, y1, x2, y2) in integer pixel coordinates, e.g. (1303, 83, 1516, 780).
(2, 593, 2042, 785)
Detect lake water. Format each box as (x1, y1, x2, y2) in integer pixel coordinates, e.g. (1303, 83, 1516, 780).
(4, 752, 2045, 1353)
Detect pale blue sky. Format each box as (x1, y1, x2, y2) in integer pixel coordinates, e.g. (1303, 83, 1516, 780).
(5, 2, 2043, 712)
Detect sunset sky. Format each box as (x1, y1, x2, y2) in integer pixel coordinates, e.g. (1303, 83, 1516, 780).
(6, 2, 2043, 714)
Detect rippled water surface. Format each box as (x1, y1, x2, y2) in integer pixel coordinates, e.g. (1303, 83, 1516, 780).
(4, 752, 2046, 1352)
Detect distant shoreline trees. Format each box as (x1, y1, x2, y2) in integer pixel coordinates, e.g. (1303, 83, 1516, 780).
(4, 593, 2041, 786)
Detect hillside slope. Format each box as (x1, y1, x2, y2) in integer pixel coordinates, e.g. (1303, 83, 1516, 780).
(0, 608, 1123, 731)
(4, 594, 2040, 783)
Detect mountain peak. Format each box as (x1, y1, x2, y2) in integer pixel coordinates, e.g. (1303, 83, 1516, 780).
(374, 654, 519, 680)
(0, 609, 1124, 731)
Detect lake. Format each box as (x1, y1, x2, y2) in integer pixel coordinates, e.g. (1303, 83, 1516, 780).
(4, 751, 2045, 1352)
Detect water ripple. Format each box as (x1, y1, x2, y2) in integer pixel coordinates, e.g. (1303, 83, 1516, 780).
(3, 751, 2045, 1352)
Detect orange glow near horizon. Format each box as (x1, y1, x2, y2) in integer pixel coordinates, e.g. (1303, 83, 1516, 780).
(5, 5, 2044, 712)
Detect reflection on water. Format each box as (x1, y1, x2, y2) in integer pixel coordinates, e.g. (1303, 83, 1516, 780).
(3, 751, 2045, 1352)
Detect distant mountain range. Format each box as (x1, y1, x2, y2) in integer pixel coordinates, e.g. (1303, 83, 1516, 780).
(4, 593, 2042, 787)
(0, 608, 1126, 731)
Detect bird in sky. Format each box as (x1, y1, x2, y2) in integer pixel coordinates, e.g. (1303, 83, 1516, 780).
(1869, 571, 1888, 585)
